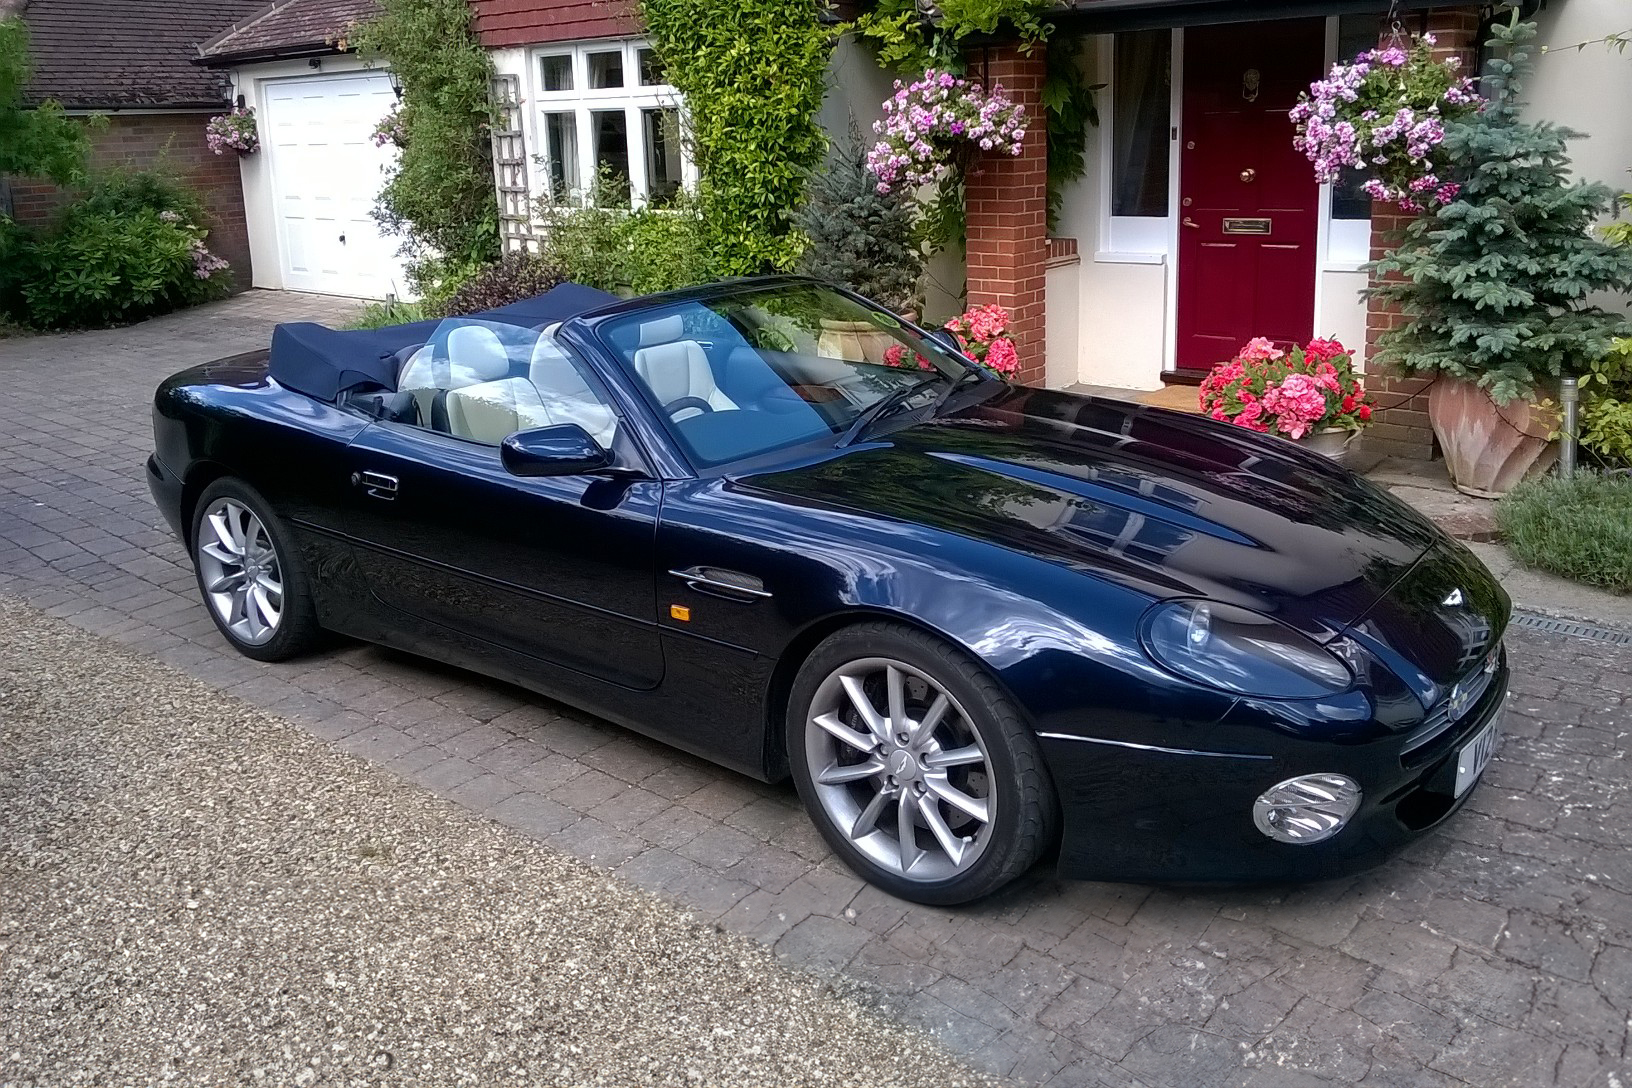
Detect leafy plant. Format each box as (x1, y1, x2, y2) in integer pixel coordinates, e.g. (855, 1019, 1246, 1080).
(640, 0, 831, 276)
(65, 167, 208, 227)
(1199, 336, 1373, 438)
(21, 208, 228, 329)
(0, 213, 27, 319)
(1581, 395, 1632, 468)
(348, 298, 430, 329)
(795, 124, 923, 313)
(534, 169, 710, 295)
(442, 251, 566, 316)
(1368, 12, 1632, 404)
(0, 18, 98, 184)
(1043, 38, 1099, 232)
(205, 107, 259, 155)
(1498, 472, 1632, 592)
(352, 0, 500, 266)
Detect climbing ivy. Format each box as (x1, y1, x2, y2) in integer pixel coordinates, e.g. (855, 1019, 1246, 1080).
(640, 0, 832, 276)
(352, 0, 499, 268)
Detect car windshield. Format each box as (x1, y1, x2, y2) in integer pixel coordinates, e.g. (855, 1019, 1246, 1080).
(597, 284, 978, 467)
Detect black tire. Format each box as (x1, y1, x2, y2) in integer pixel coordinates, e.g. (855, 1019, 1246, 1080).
(786, 621, 1058, 905)
(190, 478, 322, 662)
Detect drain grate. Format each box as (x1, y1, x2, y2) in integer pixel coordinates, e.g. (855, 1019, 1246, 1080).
(1509, 610, 1632, 646)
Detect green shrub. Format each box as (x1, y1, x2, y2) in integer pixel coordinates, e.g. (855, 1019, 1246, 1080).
(1582, 393, 1632, 468)
(0, 213, 27, 320)
(795, 124, 923, 313)
(348, 298, 430, 329)
(21, 208, 228, 329)
(640, 0, 830, 276)
(64, 167, 206, 226)
(403, 254, 485, 318)
(1498, 472, 1632, 592)
(442, 251, 565, 316)
(1, 19, 98, 185)
(534, 173, 710, 296)
(352, 0, 500, 266)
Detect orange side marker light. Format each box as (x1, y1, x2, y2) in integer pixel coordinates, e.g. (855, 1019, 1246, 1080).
(670, 604, 691, 622)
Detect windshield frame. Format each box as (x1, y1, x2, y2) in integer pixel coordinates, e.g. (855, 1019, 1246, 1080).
(586, 279, 990, 474)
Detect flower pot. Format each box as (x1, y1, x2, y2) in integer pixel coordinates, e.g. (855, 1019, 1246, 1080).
(1426, 376, 1557, 498)
(1297, 427, 1360, 465)
(818, 319, 894, 364)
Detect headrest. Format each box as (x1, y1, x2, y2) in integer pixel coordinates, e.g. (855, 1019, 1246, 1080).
(446, 324, 511, 382)
(637, 314, 685, 347)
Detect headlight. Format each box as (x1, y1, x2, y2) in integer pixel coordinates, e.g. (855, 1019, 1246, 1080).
(1142, 599, 1352, 699)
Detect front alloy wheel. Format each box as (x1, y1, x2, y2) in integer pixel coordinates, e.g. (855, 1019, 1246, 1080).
(806, 657, 996, 882)
(789, 623, 1057, 904)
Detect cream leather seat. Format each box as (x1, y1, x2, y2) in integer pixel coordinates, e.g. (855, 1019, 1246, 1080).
(398, 324, 513, 432)
(630, 314, 737, 421)
(444, 378, 557, 445)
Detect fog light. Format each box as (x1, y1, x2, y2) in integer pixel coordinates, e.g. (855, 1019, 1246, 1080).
(1253, 774, 1362, 844)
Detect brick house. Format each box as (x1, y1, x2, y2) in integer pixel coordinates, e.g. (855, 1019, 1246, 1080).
(478, 0, 1630, 461)
(4, 0, 404, 299)
(3, 0, 266, 285)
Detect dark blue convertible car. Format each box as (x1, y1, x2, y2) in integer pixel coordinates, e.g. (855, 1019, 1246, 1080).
(148, 277, 1509, 904)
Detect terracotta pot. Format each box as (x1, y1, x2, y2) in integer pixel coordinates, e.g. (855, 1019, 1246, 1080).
(1426, 377, 1558, 498)
(818, 319, 894, 364)
(1298, 427, 1360, 465)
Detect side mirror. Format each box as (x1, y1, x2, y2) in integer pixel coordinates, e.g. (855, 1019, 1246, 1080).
(501, 424, 611, 477)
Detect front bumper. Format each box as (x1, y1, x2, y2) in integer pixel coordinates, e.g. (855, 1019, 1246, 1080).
(1046, 653, 1509, 884)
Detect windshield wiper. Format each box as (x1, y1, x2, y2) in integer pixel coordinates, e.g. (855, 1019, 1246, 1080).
(931, 364, 991, 413)
(837, 375, 941, 447)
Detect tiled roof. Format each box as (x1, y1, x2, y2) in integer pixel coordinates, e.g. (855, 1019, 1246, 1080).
(18, 0, 268, 109)
(198, 0, 381, 65)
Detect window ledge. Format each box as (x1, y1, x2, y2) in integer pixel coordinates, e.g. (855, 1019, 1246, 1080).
(1322, 261, 1368, 274)
(1094, 251, 1167, 266)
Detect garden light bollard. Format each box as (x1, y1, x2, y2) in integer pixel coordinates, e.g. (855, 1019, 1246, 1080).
(1560, 376, 1579, 479)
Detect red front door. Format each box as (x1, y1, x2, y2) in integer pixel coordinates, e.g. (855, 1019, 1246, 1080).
(1175, 19, 1325, 372)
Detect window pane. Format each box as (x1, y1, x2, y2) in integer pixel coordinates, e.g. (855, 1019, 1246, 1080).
(638, 47, 665, 86)
(542, 111, 579, 197)
(1332, 14, 1382, 220)
(643, 108, 683, 204)
(592, 109, 631, 198)
(588, 50, 624, 89)
(1112, 30, 1172, 218)
(540, 54, 572, 92)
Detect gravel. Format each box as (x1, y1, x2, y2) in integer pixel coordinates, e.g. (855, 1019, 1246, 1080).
(0, 597, 992, 1087)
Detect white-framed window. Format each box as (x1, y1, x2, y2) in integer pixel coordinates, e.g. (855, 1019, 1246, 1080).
(529, 39, 694, 206)
(1096, 28, 1180, 260)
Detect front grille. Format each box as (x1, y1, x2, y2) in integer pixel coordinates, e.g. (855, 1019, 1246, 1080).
(1400, 644, 1503, 766)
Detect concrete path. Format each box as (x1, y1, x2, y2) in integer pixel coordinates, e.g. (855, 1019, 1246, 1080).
(1, 293, 1628, 1087)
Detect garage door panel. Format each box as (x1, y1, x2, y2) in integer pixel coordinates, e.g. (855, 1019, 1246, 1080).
(263, 73, 408, 298)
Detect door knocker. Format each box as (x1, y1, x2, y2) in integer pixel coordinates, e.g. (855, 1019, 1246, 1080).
(1241, 68, 1261, 103)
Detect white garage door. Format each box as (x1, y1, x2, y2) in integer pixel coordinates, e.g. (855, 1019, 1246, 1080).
(263, 72, 409, 298)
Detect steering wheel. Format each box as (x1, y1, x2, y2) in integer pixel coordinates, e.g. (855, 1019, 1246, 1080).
(664, 396, 716, 420)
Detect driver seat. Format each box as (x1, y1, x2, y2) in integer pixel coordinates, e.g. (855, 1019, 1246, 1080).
(631, 314, 737, 421)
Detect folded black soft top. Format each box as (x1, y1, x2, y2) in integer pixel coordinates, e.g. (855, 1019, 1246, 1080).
(267, 282, 620, 402)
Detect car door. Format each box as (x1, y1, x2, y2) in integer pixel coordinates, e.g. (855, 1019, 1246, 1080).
(341, 420, 665, 691)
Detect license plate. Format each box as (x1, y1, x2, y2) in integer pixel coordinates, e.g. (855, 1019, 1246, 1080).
(1454, 716, 1501, 797)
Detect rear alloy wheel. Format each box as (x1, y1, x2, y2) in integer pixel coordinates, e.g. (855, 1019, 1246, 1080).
(191, 479, 320, 662)
(788, 623, 1057, 904)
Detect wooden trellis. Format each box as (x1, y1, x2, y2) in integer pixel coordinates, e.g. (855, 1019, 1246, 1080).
(488, 74, 532, 253)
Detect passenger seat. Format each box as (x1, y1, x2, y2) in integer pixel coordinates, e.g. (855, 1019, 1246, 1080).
(631, 314, 737, 421)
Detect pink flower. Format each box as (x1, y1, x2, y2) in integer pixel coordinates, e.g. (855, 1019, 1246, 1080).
(984, 337, 1020, 377)
(1238, 337, 1284, 362)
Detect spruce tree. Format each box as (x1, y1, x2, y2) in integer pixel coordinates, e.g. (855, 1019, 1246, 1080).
(1369, 13, 1632, 404)
(795, 122, 924, 314)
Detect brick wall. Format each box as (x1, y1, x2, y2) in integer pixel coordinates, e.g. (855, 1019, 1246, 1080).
(1364, 6, 1482, 460)
(7, 112, 252, 292)
(964, 43, 1048, 388)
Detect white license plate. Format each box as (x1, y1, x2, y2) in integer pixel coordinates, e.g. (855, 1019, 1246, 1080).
(1454, 716, 1501, 797)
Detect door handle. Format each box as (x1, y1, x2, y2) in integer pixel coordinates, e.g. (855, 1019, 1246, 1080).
(1182, 216, 1200, 229)
(351, 470, 398, 500)
(668, 566, 772, 602)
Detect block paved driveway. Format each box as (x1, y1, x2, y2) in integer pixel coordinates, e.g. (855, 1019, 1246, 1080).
(1, 292, 1628, 1088)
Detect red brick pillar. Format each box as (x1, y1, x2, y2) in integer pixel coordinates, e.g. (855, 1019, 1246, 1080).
(964, 43, 1048, 387)
(1364, 6, 1482, 459)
